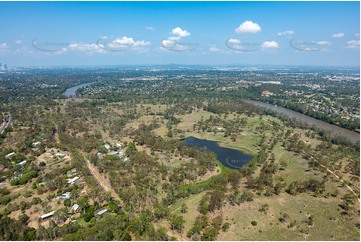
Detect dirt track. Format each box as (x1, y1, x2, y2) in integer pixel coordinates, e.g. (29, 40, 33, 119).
(85, 159, 122, 202)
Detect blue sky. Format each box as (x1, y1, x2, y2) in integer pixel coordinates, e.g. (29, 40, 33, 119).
(0, 1, 359, 67)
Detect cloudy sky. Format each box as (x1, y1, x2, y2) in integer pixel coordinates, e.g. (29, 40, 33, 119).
(0, 1, 359, 67)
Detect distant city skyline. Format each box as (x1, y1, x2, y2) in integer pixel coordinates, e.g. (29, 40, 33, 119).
(0, 1, 359, 67)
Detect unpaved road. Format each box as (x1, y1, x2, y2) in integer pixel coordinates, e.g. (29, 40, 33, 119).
(85, 159, 122, 202)
(320, 164, 360, 202)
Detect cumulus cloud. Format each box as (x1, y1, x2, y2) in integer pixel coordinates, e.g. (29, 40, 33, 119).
(107, 37, 150, 48)
(315, 41, 330, 46)
(95, 36, 151, 52)
(235, 20, 261, 34)
(228, 38, 241, 45)
(68, 43, 104, 53)
(15, 40, 22, 44)
(261, 41, 279, 48)
(145, 26, 155, 31)
(332, 33, 344, 38)
(161, 27, 193, 51)
(171, 27, 191, 39)
(277, 30, 294, 36)
(347, 40, 360, 49)
(355, 33, 360, 37)
(209, 46, 220, 52)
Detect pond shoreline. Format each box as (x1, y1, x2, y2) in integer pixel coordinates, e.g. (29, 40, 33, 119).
(184, 136, 253, 170)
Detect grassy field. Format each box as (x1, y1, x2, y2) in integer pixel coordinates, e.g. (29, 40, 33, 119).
(217, 193, 359, 241)
(78, 105, 359, 240)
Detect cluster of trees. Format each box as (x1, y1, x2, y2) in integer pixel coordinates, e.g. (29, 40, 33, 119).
(286, 179, 325, 196)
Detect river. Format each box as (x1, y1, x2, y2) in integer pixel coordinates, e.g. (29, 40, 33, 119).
(62, 82, 96, 98)
(184, 136, 253, 170)
(244, 99, 360, 143)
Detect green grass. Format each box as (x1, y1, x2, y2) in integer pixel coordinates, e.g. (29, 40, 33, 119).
(218, 193, 359, 241)
(170, 191, 207, 233)
(181, 159, 232, 193)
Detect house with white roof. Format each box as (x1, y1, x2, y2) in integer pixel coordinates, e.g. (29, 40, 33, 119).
(94, 208, 108, 217)
(40, 211, 55, 220)
(67, 176, 79, 185)
(5, 152, 15, 159)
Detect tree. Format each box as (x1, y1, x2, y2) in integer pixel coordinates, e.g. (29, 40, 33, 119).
(180, 203, 188, 213)
(222, 222, 231, 232)
(200, 226, 218, 240)
(64, 199, 72, 207)
(170, 215, 185, 233)
(240, 189, 254, 202)
(198, 195, 209, 214)
(126, 142, 137, 156)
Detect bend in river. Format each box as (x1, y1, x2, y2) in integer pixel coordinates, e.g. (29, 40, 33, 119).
(62, 82, 96, 98)
(185, 136, 253, 170)
(244, 99, 360, 144)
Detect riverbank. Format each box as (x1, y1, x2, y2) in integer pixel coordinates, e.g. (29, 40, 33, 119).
(244, 99, 360, 144)
(62, 82, 96, 98)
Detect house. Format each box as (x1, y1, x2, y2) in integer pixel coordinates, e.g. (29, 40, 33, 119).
(108, 151, 118, 156)
(59, 192, 71, 199)
(116, 143, 122, 148)
(261, 90, 274, 97)
(18, 160, 27, 166)
(56, 153, 65, 158)
(5, 152, 15, 159)
(124, 157, 129, 162)
(118, 151, 124, 158)
(104, 144, 110, 150)
(94, 208, 108, 217)
(108, 150, 124, 158)
(67, 176, 79, 185)
(71, 204, 80, 212)
(32, 141, 41, 147)
(40, 211, 55, 220)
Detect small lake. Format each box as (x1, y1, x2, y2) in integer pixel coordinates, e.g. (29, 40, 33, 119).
(184, 136, 253, 170)
(244, 99, 360, 144)
(62, 82, 96, 98)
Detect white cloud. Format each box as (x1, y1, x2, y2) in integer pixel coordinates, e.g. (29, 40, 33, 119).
(160, 39, 190, 52)
(209, 46, 220, 52)
(107, 37, 150, 48)
(261, 41, 279, 48)
(315, 41, 330, 46)
(332, 33, 344, 38)
(68, 43, 104, 53)
(347, 40, 360, 49)
(54, 47, 68, 55)
(0, 43, 8, 48)
(171, 27, 190, 38)
(15, 40, 22, 44)
(235, 20, 261, 34)
(145, 26, 155, 31)
(277, 30, 294, 36)
(161, 27, 192, 51)
(228, 38, 241, 45)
